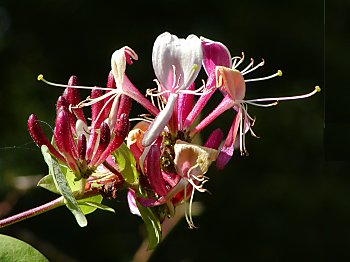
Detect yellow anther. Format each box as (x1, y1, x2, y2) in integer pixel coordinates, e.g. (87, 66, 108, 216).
(277, 70, 283, 76)
(315, 86, 321, 92)
(37, 74, 44, 81)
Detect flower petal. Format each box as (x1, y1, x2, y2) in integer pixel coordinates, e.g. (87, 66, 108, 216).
(146, 145, 168, 197)
(216, 109, 242, 170)
(142, 93, 177, 147)
(152, 32, 202, 91)
(174, 140, 217, 178)
(216, 67, 246, 101)
(201, 37, 232, 87)
(127, 189, 141, 216)
(111, 46, 138, 90)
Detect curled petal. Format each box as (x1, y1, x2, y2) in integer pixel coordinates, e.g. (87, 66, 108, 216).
(174, 140, 217, 179)
(216, 67, 246, 101)
(111, 46, 138, 89)
(152, 32, 202, 91)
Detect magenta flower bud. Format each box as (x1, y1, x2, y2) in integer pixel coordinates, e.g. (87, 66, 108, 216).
(116, 95, 132, 123)
(56, 96, 69, 113)
(63, 75, 86, 123)
(146, 144, 168, 196)
(95, 113, 129, 166)
(56, 96, 76, 134)
(91, 88, 104, 126)
(90, 122, 111, 165)
(107, 70, 116, 88)
(54, 108, 78, 171)
(28, 114, 65, 162)
(77, 133, 87, 160)
(85, 89, 106, 161)
(63, 75, 79, 105)
(204, 128, 224, 150)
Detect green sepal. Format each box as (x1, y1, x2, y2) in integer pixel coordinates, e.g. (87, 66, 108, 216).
(112, 142, 139, 186)
(41, 145, 87, 227)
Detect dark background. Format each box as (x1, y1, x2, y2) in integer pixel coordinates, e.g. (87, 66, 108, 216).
(0, 0, 345, 261)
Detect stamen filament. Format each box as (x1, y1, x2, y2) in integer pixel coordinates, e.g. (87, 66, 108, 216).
(244, 86, 321, 104)
(241, 59, 265, 76)
(245, 70, 282, 82)
(240, 58, 254, 74)
(232, 52, 245, 69)
(38, 74, 116, 92)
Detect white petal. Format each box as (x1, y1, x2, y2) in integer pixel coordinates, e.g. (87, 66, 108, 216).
(142, 93, 177, 147)
(152, 32, 203, 91)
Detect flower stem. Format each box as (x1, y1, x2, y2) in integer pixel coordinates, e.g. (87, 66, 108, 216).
(0, 188, 101, 229)
(0, 196, 65, 228)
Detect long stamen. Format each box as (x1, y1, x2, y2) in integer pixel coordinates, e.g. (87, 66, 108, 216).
(232, 52, 245, 69)
(146, 89, 172, 97)
(240, 58, 254, 74)
(37, 74, 116, 92)
(245, 70, 282, 82)
(244, 86, 321, 104)
(129, 117, 153, 123)
(188, 184, 196, 229)
(241, 59, 265, 76)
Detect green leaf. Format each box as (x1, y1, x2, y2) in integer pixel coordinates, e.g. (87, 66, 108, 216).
(78, 200, 115, 213)
(136, 202, 162, 250)
(37, 174, 60, 194)
(0, 234, 48, 262)
(112, 143, 139, 186)
(62, 166, 105, 215)
(77, 195, 104, 215)
(41, 145, 87, 227)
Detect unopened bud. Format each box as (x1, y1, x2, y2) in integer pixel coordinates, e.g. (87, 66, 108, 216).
(77, 133, 87, 160)
(28, 114, 65, 162)
(94, 113, 129, 166)
(146, 144, 168, 196)
(54, 108, 77, 163)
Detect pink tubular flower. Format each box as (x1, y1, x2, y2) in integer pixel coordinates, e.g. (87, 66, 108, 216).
(33, 32, 320, 231)
(125, 33, 320, 228)
(188, 38, 321, 170)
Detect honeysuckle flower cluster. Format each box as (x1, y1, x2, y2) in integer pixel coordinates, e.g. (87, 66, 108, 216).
(0, 32, 320, 248)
